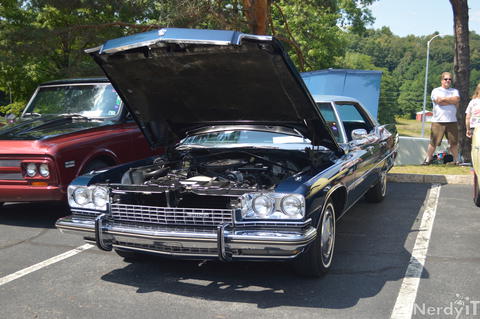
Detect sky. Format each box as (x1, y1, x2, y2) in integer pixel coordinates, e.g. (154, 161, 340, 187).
(369, 0, 480, 37)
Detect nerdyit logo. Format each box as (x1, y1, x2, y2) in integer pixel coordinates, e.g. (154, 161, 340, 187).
(413, 294, 480, 318)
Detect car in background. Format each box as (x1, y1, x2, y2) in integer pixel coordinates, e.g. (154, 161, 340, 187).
(0, 78, 160, 206)
(55, 28, 397, 276)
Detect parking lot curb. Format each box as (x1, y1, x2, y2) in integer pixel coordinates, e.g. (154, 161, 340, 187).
(387, 173, 473, 185)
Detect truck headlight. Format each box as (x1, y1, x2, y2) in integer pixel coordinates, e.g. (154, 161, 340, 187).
(39, 163, 50, 177)
(240, 192, 305, 220)
(26, 163, 37, 177)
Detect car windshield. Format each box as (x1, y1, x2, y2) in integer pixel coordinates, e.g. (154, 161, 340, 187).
(181, 130, 311, 148)
(23, 83, 122, 118)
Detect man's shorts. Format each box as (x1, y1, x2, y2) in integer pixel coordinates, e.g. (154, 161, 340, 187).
(430, 122, 458, 146)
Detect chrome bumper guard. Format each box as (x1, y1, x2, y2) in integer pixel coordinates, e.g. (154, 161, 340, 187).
(56, 216, 317, 261)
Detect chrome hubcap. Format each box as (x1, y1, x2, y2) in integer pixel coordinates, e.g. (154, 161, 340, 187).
(320, 205, 335, 264)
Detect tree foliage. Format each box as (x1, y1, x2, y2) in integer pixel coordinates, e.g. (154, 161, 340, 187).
(0, 0, 377, 102)
(0, 0, 478, 131)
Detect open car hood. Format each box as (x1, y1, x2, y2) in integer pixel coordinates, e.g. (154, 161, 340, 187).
(88, 28, 341, 154)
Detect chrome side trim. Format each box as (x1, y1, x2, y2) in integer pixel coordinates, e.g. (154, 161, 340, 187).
(346, 150, 396, 192)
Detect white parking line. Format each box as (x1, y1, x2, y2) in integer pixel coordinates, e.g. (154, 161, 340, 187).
(390, 184, 441, 319)
(0, 243, 93, 286)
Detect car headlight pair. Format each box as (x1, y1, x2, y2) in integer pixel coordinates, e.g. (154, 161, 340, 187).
(241, 193, 305, 220)
(25, 163, 49, 177)
(68, 185, 109, 211)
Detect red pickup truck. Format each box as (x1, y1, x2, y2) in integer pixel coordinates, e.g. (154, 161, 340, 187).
(0, 78, 160, 205)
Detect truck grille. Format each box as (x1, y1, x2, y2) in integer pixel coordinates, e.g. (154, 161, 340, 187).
(0, 159, 23, 180)
(110, 203, 234, 227)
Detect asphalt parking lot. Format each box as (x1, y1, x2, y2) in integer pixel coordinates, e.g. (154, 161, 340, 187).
(1, 182, 479, 319)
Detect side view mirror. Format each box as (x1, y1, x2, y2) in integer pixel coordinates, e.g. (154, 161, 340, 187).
(351, 128, 368, 140)
(5, 113, 17, 124)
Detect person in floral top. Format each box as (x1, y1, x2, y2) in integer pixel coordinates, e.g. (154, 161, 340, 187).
(466, 83, 480, 138)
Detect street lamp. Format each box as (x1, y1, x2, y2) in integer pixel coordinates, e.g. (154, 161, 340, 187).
(421, 34, 443, 137)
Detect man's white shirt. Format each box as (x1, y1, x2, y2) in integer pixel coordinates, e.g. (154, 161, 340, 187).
(431, 87, 459, 122)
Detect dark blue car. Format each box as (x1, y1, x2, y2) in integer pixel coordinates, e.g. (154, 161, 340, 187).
(56, 28, 398, 277)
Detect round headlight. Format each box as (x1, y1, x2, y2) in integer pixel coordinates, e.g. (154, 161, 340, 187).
(281, 195, 303, 216)
(73, 187, 90, 206)
(26, 163, 37, 177)
(252, 195, 274, 218)
(92, 187, 108, 207)
(39, 163, 50, 177)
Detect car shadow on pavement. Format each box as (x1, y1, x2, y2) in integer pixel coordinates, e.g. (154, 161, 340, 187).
(100, 183, 432, 310)
(0, 202, 69, 229)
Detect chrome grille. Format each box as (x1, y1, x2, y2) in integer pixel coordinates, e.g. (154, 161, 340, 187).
(0, 160, 21, 166)
(0, 173, 23, 180)
(0, 159, 23, 180)
(110, 203, 234, 226)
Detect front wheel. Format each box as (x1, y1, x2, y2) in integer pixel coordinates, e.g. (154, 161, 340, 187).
(293, 200, 336, 277)
(474, 172, 480, 207)
(365, 169, 387, 203)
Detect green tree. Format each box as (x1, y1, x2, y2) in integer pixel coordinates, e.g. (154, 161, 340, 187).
(0, 0, 379, 102)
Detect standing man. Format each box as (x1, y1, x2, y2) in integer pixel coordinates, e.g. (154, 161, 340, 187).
(423, 72, 460, 165)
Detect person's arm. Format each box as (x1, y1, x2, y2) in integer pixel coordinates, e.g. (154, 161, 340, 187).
(436, 95, 460, 106)
(466, 113, 472, 137)
(466, 100, 473, 138)
(436, 89, 460, 106)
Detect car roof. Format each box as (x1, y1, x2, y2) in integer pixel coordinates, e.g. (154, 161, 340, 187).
(40, 77, 109, 86)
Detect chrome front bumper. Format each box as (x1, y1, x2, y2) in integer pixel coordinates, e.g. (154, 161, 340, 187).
(55, 215, 317, 261)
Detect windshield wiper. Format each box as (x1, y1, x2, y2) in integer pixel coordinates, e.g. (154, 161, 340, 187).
(176, 144, 208, 150)
(58, 113, 89, 118)
(23, 112, 42, 118)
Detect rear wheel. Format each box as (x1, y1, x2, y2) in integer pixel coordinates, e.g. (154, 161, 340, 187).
(365, 169, 387, 203)
(293, 200, 336, 277)
(474, 173, 480, 207)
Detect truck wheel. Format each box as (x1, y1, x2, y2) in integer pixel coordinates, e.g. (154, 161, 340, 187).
(293, 200, 336, 277)
(365, 169, 387, 203)
(81, 159, 110, 175)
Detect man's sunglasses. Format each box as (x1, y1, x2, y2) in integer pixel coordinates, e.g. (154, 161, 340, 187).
(443, 78, 452, 81)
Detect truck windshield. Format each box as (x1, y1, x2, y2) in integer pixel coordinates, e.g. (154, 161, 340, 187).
(23, 83, 122, 118)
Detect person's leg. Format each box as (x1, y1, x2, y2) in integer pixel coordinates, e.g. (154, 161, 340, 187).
(425, 122, 443, 163)
(445, 122, 459, 163)
(450, 144, 459, 162)
(425, 143, 436, 162)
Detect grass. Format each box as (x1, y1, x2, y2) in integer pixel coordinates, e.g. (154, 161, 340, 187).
(390, 164, 472, 175)
(393, 117, 473, 175)
(395, 117, 431, 137)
